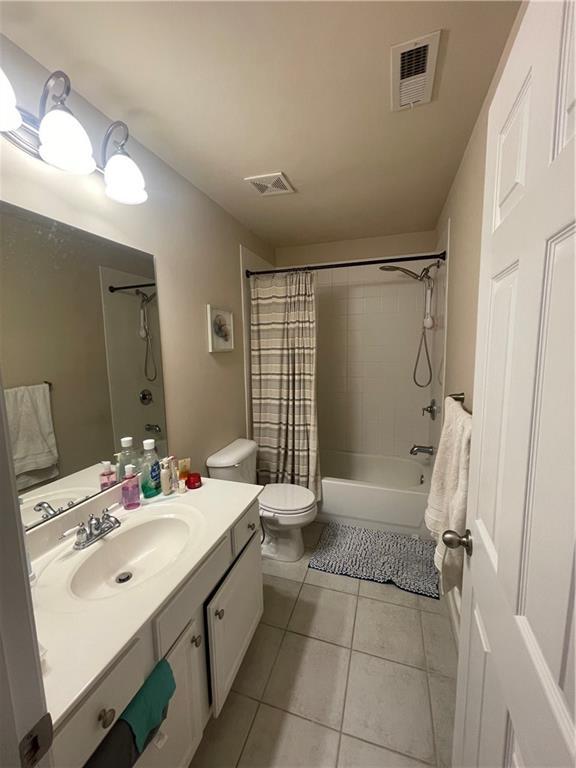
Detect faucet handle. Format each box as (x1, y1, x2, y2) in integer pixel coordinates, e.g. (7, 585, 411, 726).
(59, 522, 89, 546)
(101, 510, 120, 527)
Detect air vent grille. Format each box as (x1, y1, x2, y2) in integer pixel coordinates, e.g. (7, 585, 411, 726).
(244, 172, 296, 196)
(400, 45, 429, 80)
(391, 31, 441, 111)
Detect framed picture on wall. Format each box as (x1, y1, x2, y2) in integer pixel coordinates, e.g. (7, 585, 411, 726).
(207, 305, 234, 352)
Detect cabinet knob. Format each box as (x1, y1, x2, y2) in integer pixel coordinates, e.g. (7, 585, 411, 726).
(190, 634, 202, 647)
(215, 608, 225, 620)
(97, 708, 116, 729)
(247, 522, 256, 531)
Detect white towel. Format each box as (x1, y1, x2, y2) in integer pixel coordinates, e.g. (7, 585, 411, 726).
(4, 383, 59, 490)
(425, 396, 472, 594)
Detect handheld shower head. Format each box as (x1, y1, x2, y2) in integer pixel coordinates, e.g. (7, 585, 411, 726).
(378, 264, 422, 280)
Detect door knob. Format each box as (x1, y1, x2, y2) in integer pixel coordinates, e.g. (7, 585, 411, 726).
(215, 608, 225, 620)
(442, 529, 473, 556)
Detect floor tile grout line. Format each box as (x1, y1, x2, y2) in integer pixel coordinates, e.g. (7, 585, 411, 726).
(335, 586, 361, 767)
(419, 608, 440, 768)
(235, 696, 436, 767)
(258, 620, 454, 677)
(234, 699, 261, 768)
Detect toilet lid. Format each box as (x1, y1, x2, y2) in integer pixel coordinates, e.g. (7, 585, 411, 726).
(259, 483, 316, 514)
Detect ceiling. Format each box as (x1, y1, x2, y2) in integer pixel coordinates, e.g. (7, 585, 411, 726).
(1, 2, 519, 246)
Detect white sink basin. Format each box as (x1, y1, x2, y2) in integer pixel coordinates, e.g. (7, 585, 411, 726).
(70, 517, 190, 600)
(35, 503, 206, 609)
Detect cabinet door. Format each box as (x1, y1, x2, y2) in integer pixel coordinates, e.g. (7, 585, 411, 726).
(206, 533, 263, 716)
(138, 618, 204, 768)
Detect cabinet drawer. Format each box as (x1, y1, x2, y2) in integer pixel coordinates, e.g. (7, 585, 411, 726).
(154, 536, 231, 657)
(207, 534, 263, 716)
(232, 501, 260, 556)
(51, 637, 148, 768)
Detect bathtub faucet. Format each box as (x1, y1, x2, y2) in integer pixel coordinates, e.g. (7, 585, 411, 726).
(410, 444, 434, 456)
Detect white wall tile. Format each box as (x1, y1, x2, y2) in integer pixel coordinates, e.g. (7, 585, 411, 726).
(317, 280, 432, 458)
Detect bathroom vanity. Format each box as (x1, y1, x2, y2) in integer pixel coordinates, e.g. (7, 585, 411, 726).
(27, 477, 263, 768)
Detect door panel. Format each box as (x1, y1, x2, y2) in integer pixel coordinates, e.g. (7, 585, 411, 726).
(454, 3, 575, 765)
(206, 534, 263, 717)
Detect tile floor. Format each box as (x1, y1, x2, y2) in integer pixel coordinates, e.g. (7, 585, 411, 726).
(190, 523, 458, 768)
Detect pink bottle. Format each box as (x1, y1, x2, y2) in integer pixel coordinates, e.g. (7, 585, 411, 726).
(99, 461, 117, 490)
(121, 464, 141, 510)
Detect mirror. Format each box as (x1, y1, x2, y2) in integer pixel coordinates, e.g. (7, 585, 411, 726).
(0, 202, 167, 529)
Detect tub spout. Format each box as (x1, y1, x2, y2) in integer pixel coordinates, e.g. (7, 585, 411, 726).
(410, 444, 434, 456)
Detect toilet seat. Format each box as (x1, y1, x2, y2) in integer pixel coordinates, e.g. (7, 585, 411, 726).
(259, 483, 316, 515)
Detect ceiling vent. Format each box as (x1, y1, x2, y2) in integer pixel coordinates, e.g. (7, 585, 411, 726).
(390, 31, 441, 111)
(244, 172, 296, 196)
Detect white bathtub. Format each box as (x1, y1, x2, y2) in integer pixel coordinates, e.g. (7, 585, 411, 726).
(319, 450, 432, 536)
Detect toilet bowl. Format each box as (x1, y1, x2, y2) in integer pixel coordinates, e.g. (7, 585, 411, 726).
(206, 439, 317, 562)
(259, 483, 317, 561)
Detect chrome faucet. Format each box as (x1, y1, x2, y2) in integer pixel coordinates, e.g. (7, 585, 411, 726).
(34, 501, 60, 520)
(59, 509, 121, 550)
(410, 444, 434, 456)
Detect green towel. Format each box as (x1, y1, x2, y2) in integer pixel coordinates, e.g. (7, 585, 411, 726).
(120, 659, 176, 754)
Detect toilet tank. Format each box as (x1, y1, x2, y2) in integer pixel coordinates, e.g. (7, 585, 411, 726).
(206, 439, 258, 484)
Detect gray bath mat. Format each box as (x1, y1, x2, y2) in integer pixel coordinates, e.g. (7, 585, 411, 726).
(309, 522, 439, 598)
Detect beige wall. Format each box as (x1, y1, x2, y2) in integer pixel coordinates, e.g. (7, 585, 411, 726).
(435, 112, 489, 411)
(276, 230, 437, 267)
(0, 37, 274, 471)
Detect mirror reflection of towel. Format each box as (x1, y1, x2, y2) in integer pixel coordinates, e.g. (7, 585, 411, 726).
(4, 383, 59, 490)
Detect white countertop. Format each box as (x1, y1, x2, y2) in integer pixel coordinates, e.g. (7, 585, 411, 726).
(30, 478, 262, 727)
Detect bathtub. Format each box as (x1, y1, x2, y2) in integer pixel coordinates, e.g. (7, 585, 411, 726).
(319, 450, 432, 536)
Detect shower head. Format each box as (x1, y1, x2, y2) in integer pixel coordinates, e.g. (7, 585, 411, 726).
(379, 265, 422, 280)
(379, 261, 439, 282)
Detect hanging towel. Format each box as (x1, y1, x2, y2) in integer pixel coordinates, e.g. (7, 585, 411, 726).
(425, 396, 472, 594)
(84, 719, 139, 768)
(120, 658, 176, 754)
(4, 383, 59, 490)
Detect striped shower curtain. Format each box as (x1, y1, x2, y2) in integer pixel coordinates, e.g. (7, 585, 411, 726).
(250, 271, 320, 497)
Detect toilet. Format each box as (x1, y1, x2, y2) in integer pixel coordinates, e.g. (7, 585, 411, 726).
(206, 438, 317, 562)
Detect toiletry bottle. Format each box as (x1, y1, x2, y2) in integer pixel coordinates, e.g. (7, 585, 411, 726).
(117, 436, 138, 480)
(141, 439, 161, 498)
(99, 460, 117, 490)
(160, 458, 173, 496)
(170, 456, 179, 493)
(122, 464, 141, 510)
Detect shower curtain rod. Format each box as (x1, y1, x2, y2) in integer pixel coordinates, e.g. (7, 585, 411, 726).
(108, 282, 156, 293)
(244, 250, 446, 278)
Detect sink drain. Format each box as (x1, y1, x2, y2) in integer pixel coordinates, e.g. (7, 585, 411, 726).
(115, 571, 133, 584)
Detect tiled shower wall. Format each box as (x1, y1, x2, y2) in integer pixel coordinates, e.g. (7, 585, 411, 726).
(316, 262, 445, 459)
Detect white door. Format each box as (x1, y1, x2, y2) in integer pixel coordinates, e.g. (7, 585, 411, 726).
(453, 2, 575, 766)
(206, 533, 263, 717)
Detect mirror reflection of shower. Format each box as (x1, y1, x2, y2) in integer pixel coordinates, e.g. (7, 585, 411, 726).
(111, 285, 158, 382)
(379, 260, 441, 388)
(135, 289, 158, 382)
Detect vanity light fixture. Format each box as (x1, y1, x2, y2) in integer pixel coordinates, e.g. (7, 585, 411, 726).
(102, 121, 147, 205)
(38, 71, 96, 175)
(0, 67, 22, 131)
(1, 69, 147, 204)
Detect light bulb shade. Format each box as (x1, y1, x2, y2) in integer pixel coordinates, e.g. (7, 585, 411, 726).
(38, 107, 96, 174)
(104, 151, 147, 204)
(0, 67, 22, 131)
